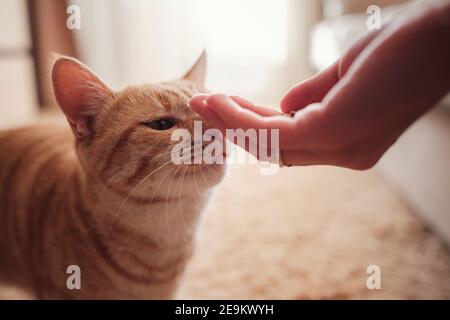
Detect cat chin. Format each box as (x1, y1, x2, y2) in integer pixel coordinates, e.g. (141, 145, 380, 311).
(174, 164, 226, 192)
(146, 173, 223, 200)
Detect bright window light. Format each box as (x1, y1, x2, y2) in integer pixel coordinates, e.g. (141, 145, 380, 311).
(194, 0, 289, 65)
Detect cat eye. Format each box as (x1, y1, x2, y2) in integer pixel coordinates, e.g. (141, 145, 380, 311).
(144, 118, 178, 131)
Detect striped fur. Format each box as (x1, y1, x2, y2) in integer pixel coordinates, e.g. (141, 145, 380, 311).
(0, 56, 225, 299)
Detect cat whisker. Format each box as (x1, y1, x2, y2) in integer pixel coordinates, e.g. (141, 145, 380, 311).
(141, 165, 178, 257)
(176, 166, 190, 241)
(191, 165, 205, 209)
(95, 171, 124, 208)
(106, 159, 174, 239)
(163, 164, 181, 248)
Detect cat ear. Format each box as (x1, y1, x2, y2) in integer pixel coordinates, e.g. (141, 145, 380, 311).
(183, 50, 207, 89)
(52, 57, 113, 140)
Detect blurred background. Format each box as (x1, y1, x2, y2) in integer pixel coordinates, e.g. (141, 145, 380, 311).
(0, 0, 449, 299)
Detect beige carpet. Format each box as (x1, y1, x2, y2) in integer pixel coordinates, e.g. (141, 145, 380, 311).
(179, 164, 450, 299)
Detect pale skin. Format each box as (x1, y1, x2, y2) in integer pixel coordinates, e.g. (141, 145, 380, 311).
(190, 1, 450, 169)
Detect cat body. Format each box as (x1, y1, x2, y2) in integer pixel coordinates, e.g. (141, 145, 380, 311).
(0, 53, 225, 299)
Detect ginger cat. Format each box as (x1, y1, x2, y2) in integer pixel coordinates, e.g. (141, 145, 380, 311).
(0, 53, 226, 299)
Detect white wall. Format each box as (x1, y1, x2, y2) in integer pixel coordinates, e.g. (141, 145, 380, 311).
(377, 106, 450, 244)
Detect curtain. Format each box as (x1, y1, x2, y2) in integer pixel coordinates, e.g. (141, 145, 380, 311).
(71, 0, 322, 106)
(28, 0, 78, 109)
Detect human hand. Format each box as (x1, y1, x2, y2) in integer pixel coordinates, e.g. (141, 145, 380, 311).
(190, 2, 450, 169)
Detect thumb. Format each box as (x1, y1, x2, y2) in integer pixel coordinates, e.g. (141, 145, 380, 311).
(280, 62, 339, 113)
(281, 28, 383, 114)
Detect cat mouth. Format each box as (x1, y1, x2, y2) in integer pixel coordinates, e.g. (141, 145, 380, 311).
(173, 150, 227, 176)
(171, 149, 227, 177)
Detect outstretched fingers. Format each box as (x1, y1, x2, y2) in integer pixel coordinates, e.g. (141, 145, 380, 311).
(230, 96, 282, 117)
(200, 94, 304, 148)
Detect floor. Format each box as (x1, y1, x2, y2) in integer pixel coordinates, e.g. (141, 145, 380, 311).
(179, 163, 450, 299)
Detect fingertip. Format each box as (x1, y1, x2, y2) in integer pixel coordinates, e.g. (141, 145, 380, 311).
(189, 94, 209, 109)
(206, 93, 231, 107)
(230, 95, 255, 108)
(280, 63, 339, 113)
(280, 82, 305, 113)
(280, 94, 296, 113)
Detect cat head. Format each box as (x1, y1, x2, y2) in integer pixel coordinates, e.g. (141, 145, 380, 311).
(52, 52, 226, 200)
